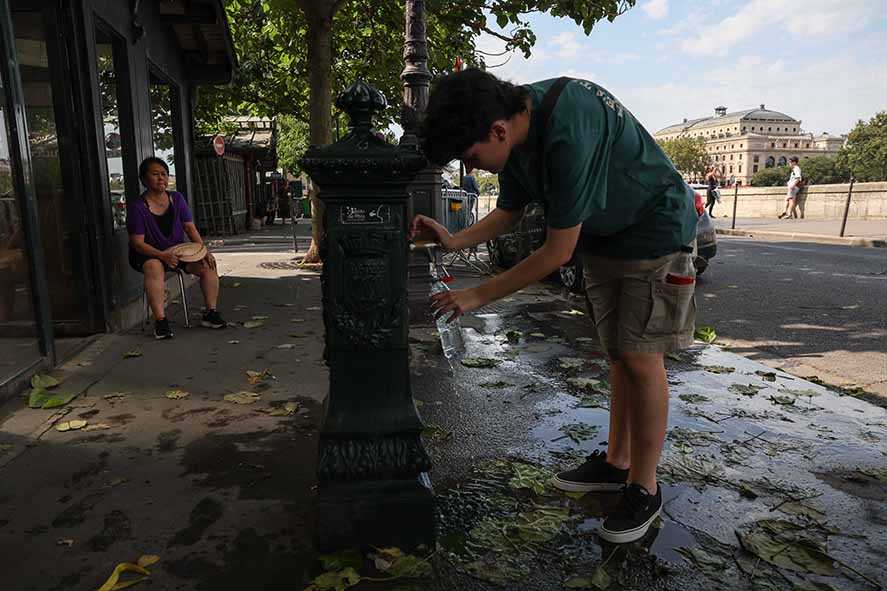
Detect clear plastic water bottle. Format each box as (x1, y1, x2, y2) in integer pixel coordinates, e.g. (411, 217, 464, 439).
(429, 265, 464, 359)
(666, 246, 697, 285)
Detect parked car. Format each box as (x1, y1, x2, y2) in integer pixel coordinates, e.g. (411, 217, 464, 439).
(488, 186, 718, 293)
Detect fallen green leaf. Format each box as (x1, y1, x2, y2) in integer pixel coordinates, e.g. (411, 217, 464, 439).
(769, 395, 796, 406)
(591, 566, 611, 590)
(778, 388, 821, 399)
(268, 401, 300, 416)
(460, 357, 499, 368)
(755, 370, 778, 382)
(736, 519, 836, 576)
(556, 423, 599, 444)
(123, 350, 143, 359)
(694, 325, 717, 344)
(729, 384, 764, 397)
(251, 315, 270, 320)
(566, 377, 601, 390)
(479, 381, 511, 389)
(679, 393, 710, 404)
(29, 388, 79, 409)
(858, 467, 887, 481)
(505, 329, 522, 343)
(319, 549, 363, 572)
(564, 576, 594, 589)
(224, 392, 261, 405)
(703, 365, 735, 374)
(243, 320, 265, 329)
(561, 309, 585, 316)
(777, 501, 826, 522)
(304, 566, 361, 591)
(422, 423, 452, 443)
(558, 357, 585, 371)
(165, 389, 189, 400)
(676, 546, 727, 574)
(31, 374, 60, 390)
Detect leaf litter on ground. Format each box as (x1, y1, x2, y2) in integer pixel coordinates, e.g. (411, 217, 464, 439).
(694, 325, 717, 344)
(460, 357, 499, 369)
(55, 420, 87, 432)
(703, 365, 735, 374)
(246, 369, 274, 385)
(164, 389, 189, 400)
(679, 392, 711, 404)
(224, 392, 261, 405)
(729, 384, 765, 397)
(558, 357, 586, 371)
(555, 423, 600, 444)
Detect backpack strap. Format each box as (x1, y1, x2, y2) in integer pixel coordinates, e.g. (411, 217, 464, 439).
(535, 77, 571, 199)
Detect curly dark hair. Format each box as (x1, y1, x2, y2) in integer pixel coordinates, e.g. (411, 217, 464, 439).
(420, 69, 529, 166)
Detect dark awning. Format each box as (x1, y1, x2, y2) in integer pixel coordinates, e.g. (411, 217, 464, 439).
(158, 0, 237, 84)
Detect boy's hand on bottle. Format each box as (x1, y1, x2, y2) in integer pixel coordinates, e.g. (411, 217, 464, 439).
(409, 214, 453, 250)
(431, 287, 484, 322)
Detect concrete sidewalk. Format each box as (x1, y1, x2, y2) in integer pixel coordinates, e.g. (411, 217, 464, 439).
(714, 217, 887, 247)
(0, 242, 885, 590)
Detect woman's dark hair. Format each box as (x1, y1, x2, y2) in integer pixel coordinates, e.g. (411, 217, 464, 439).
(420, 69, 529, 166)
(139, 156, 169, 185)
(789, 156, 799, 163)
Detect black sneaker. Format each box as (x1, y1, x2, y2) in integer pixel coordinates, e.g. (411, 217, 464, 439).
(551, 450, 629, 493)
(599, 483, 662, 544)
(201, 309, 227, 329)
(154, 317, 174, 340)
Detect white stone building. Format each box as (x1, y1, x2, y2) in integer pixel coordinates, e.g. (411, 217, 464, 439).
(654, 105, 845, 184)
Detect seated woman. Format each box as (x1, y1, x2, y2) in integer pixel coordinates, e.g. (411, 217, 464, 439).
(127, 156, 226, 339)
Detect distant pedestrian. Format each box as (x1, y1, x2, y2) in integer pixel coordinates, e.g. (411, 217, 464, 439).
(705, 166, 720, 216)
(461, 172, 480, 195)
(779, 156, 802, 219)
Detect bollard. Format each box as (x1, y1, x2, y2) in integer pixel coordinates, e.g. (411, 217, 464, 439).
(840, 178, 855, 237)
(731, 183, 739, 230)
(300, 81, 433, 551)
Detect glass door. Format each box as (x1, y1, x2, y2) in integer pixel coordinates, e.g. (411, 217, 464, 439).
(0, 67, 42, 382)
(12, 4, 97, 335)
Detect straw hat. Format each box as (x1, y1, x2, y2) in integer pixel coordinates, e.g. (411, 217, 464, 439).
(169, 242, 207, 262)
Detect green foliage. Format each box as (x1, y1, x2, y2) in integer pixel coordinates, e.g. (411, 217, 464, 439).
(276, 115, 310, 176)
(798, 155, 850, 185)
(751, 165, 790, 187)
(195, 0, 636, 137)
(837, 111, 887, 181)
(657, 136, 709, 177)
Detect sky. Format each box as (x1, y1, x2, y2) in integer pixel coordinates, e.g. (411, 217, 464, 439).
(475, 0, 887, 136)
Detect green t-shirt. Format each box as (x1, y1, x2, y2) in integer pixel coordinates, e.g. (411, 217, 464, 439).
(496, 78, 697, 259)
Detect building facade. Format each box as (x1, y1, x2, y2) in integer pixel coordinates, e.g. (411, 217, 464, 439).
(0, 0, 234, 394)
(654, 105, 845, 184)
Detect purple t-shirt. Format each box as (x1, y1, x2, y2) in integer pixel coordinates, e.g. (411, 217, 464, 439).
(126, 191, 193, 251)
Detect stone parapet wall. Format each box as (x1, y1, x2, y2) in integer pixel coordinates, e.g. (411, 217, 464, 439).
(720, 182, 887, 219)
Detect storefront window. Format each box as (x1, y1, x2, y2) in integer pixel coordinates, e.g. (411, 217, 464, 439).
(0, 69, 41, 381)
(149, 72, 180, 191)
(96, 27, 130, 231)
(14, 9, 90, 326)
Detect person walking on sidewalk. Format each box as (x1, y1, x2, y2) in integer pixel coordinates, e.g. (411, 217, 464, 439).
(128, 157, 227, 339)
(779, 156, 803, 219)
(705, 166, 720, 217)
(410, 70, 697, 544)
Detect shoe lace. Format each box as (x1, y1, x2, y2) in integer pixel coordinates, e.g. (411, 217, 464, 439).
(586, 450, 605, 461)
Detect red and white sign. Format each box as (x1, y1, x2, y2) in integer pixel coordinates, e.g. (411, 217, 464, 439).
(212, 135, 225, 156)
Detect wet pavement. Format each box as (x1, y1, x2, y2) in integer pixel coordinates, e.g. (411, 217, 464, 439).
(411, 277, 887, 591)
(0, 234, 885, 590)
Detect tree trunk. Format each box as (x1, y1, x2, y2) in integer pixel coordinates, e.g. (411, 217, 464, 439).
(299, 0, 337, 264)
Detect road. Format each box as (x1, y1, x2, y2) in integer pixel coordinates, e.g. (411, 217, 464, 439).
(696, 235, 887, 398)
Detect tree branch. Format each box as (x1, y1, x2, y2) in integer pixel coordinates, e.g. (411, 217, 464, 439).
(481, 25, 514, 44)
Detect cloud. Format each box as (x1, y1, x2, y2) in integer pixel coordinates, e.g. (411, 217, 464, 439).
(677, 0, 873, 57)
(551, 32, 582, 59)
(617, 52, 886, 136)
(642, 0, 669, 20)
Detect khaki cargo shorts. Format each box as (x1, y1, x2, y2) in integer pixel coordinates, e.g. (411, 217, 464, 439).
(581, 251, 696, 356)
